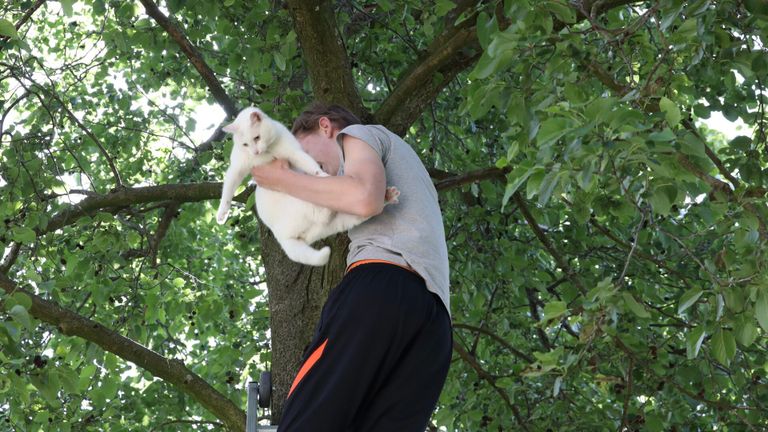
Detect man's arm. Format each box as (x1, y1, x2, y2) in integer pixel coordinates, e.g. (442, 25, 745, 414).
(250, 136, 386, 217)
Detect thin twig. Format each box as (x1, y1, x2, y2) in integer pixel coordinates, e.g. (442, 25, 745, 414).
(453, 341, 531, 432)
(454, 323, 534, 363)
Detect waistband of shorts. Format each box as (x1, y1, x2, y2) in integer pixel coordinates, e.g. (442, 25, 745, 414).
(345, 259, 419, 276)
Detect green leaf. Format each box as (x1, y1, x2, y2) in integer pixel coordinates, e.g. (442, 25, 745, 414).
(576, 157, 597, 190)
(526, 170, 545, 200)
(622, 292, 650, 318)
(476, 12, 497, 50)
(60, 0, 75, 16)
(686, 326, 706, 359)
(756, 291, 768, 332)
(8, 305, 33, 331)
(435, 0, 456, 16)
(542, 301, 568, 321)
(57, 366, 80, 394)
(78, 364, 97, 391)
(587, 277, 615, 303)
(11, 226, 36, 244)
(544, 0, 576, 23)
(1, 321, 21, 343)
(537, 165, 563, 206)
(469, 50, 515, 80)
(710, 329, 736, 365)
(501, 164, 541, 211)
(92, 0, 106, 14)
(745, 0, 768, 16)
(274, 52, 286, 71)
(659, 97, 682, 126)
(677, 288, 704, 315)
(553, 376, 563, 397)
(735, 317, 758, 347)
(648, 184, 677, 215)
(5, 292, 33, 310)
(723, 287, 746, 313)
(537, 118, 572, 147)
(648, 128, 676, 142)
(30, 371, 61, 407)
(0, 19, 19, 39)
(680, 132, 707, 158)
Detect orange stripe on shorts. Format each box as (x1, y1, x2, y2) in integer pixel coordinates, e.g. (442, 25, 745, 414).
(345, 259, 418, 275)
(287, 339, 328, 398)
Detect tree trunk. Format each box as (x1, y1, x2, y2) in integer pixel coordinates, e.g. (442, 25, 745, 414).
(260, 224, 349, 423)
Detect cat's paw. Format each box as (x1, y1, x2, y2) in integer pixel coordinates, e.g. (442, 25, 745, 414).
(384, 186, 400, 205)
(314, 170, 330, 177)
(216, 206, 230, 224)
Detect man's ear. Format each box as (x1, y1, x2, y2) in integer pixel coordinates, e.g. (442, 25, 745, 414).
(222, 122, 237, 133)
(318, 116, 333, 137)
(250, 110, 262, 124)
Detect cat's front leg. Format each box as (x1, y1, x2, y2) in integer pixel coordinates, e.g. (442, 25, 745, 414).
(217, 163, 250, 224)
(284, 148, 327, 176)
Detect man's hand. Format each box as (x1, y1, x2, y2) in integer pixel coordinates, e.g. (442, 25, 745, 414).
(251, 159, 292, 191)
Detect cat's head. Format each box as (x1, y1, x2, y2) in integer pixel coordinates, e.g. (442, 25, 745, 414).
(221, 107, 274, 156)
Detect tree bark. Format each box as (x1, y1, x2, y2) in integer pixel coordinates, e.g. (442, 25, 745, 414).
(285, 0, 367, 118)
(259, 225, 348, 423)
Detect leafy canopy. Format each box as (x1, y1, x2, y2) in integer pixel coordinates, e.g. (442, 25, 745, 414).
(1, 0, 768, 431)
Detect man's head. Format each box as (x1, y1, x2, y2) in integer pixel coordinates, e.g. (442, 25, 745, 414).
(292, 102, 360, 175)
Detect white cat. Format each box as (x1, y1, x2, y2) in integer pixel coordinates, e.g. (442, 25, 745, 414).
(216, 107, 399, 266)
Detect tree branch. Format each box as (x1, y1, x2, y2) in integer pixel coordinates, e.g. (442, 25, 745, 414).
(42, 183, 253, 237)
(28, 65, 124, 188)
(149, 419, 225, 432)
(285, 0, 366, 117)
(525, 286, 553, 350)
(584, 58, 768, 240)
(138, 0, 238, 117)
(0, 242, 21, 275)
(453, 340, 530, 432)
(434, 166, 508, 191)
(148, 202, 181, 267)
(514, 193, 586, 293)
(375, 0, 643, 136)
(0, 274, 245, 431)
(0, 0, 46, 46)
(454, 323, 534, 363)
(374, 6, 480, 136)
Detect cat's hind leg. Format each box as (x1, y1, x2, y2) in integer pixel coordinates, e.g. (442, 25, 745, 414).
(276, 237, 331, 266)
(384, 186, 400, 205)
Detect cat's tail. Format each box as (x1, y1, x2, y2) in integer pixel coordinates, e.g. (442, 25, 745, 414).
(276, 238, 331, 266)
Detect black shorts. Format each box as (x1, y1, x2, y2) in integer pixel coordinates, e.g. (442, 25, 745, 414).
(278, 262, 452, 432)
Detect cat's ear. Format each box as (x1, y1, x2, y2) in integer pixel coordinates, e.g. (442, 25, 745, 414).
(222, 122, 237, 134)
(250, 110, 262, 124)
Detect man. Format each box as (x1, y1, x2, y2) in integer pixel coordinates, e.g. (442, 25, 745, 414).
(251, 103, 451, 431)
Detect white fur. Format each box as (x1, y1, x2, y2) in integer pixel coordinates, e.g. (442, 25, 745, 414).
(216, 107, 398, 266)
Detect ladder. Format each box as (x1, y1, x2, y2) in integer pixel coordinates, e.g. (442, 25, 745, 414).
(245, 371, 277, 432)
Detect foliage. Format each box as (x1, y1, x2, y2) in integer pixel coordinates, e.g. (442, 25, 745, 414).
(1, 0, 767, 431)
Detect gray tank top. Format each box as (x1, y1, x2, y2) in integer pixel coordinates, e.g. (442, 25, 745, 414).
(337, 125, 450, 317)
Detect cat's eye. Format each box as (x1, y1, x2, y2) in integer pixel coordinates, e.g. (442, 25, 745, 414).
(254, 135, 260, 142)
(243, 143, 249, 147)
